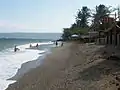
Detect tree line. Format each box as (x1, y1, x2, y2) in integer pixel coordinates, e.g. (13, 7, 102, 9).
(62, 4, 119, 40)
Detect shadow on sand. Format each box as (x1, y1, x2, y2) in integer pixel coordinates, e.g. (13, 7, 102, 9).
(76, 45, 120, 81)
(79, 59, 120, 81)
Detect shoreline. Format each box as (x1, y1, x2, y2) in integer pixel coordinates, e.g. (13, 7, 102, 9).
(8, 55, 45, 80)
(8, 44, 53, 81)
(6, 42, 120, 90)
(6, 42, 71, 90)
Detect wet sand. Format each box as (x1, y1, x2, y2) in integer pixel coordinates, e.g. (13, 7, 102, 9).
(6, 42, 120, 90)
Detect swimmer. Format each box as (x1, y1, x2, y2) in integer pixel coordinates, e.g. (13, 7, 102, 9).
(14, 45, 20, 52)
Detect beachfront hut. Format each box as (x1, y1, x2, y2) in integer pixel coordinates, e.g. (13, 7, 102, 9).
(96, 30, 106, 44)
(71, 34, 80, 40)
(71, 34, 79, 38)
(80, 31, 99, 43)
(88, 31, 99, 43)
(95, 17, 115, 45)
(80, 35, 88, 42)
(104, 21, 120, 46)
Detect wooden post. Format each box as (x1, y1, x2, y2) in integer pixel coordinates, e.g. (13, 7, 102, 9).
(115, 29, 117, 46)
(115, 12, 117, 20)
(117, 34, 119, 46)
(119, 34, 120, 45)
(99, 31, 100, 44)
(110, 30, 112, 44)
(106, 33, 109, 44)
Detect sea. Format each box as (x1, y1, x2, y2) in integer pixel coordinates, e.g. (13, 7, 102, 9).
(0, 33, 62, 90)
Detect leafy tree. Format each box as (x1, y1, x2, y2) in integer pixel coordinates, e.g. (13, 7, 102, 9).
(62, 27, 89, 40)
(62, 4, 115, 40)
(76, 6, 91, 28)
(94, 4, 111, 20)
(92, 4, 112, 30)
(70, 23, 77, 29)
(62, 6, 90, 40)
(62, 28, 71, 40)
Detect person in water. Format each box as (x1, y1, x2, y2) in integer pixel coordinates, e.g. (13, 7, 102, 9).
(14, 45, 20, 52)
(30, 44, 32, 48)
(36, 43, 39, 48)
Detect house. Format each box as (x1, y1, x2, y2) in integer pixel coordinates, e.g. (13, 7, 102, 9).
(104, 21, 120, 46)
(80, 31, 99, 43)
(71, 34, 80, 40)
(95, 17, 115, 45)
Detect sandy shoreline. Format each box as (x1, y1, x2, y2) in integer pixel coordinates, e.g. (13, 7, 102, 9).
(6, 42, 120, 90)
(9, 55, 45, 80)
(9, 45, 53, 80)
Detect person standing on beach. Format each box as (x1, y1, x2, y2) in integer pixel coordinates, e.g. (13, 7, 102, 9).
(61, 42, 64, 47)
(55, 41, 58, 47)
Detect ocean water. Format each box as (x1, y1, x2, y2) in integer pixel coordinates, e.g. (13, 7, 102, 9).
(0, 33, 62, 90)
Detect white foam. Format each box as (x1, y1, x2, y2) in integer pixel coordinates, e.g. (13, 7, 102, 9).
(0, 42, 53, 90)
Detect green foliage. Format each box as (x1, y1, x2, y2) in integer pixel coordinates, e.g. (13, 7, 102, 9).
(95, 4, 111, 17)
(62, 4, 115, 40)
(93, 4, 112, 30)
(70, 27, 88, 35)
(76, 6, 91, 28)
(62, 28, 71, 40)
(62, 6, 90, 40)
(62, 27, 89, 40)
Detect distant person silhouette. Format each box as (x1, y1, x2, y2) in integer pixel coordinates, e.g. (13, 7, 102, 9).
(36, 43, 39, 48)
(30, 44, 32, 48)
(14, 45, 20, 52)
(55, 41, 58, 47)
(61, 42, 64, 47)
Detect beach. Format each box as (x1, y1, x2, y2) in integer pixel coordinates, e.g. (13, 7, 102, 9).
(0, 33, 61, 90)
(6, 42, 120, 90)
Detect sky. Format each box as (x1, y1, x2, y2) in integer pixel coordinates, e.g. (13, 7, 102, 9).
(0, 0, 119, 33)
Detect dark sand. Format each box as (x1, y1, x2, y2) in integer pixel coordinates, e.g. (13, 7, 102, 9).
(6, 42, 120, 90)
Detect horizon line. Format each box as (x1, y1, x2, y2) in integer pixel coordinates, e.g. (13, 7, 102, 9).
(0, 32, 63, 34)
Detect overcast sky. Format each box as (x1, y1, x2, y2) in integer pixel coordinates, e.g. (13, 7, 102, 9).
(0, 0, 119, 33)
